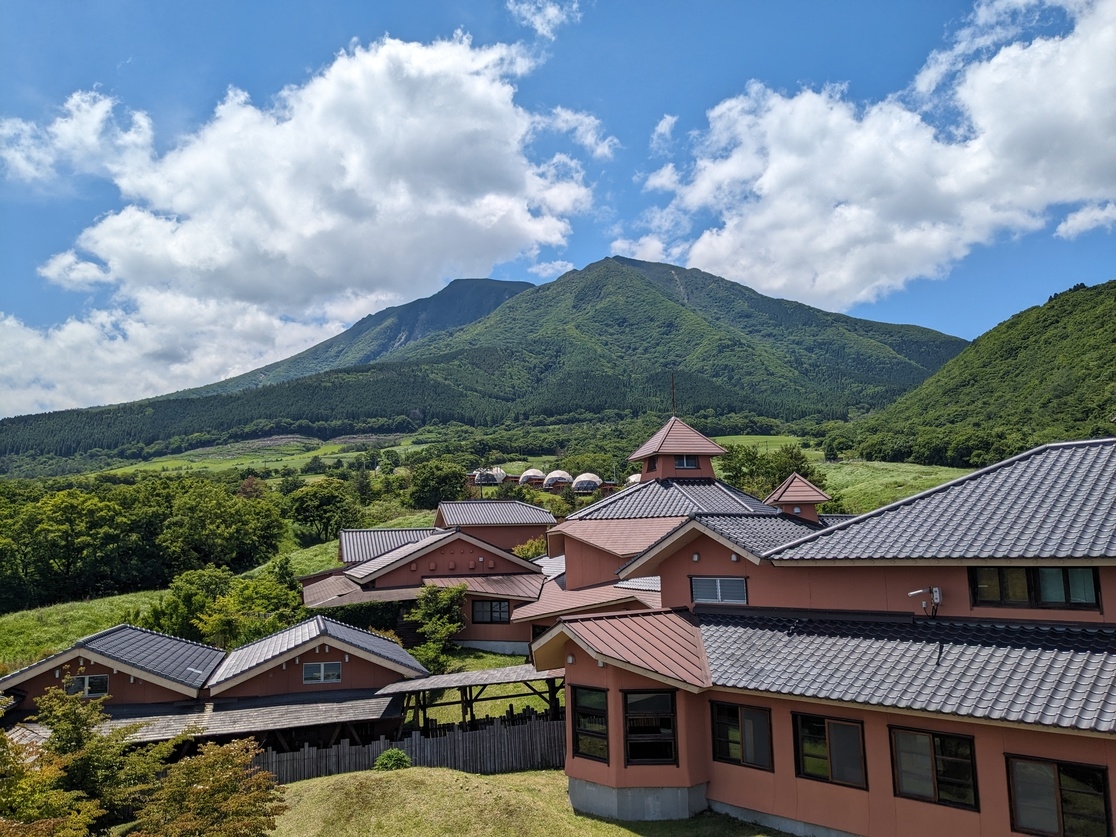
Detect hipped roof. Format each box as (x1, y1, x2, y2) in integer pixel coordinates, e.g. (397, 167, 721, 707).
(628, 417, 727, 461)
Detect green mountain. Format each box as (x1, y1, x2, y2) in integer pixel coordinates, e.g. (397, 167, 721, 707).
(0, 258, 966, 464)
(170, 277, 534, 397)
(856, 281, 1116, 467)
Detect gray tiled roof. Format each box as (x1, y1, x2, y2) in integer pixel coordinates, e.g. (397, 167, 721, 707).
(437, 500, 556, 527)
(533, 554, 566, 579)
(766, 439, 1116, 561)
(615, 576, 661, 592)
(15, 690, 402, 744)
(0, 625, 224, 693)
(208, 616, 426, 687)
(339, 528, 443, 564)
(698, 611, 1116, 732)
(569, 478, 777, 520)
(696, 513, 824, 554)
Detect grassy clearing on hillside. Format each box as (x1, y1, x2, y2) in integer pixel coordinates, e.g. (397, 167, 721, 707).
(274, 768, 790, 837)
(379, 511, 437, 528)
(106, 437, 360, 476)
(0, 538, 348, 671)
(246, 540, 344, 579)
(0, 590, 164, 673)
(713, 434, 806, 452)
(817, 459, 970, 514)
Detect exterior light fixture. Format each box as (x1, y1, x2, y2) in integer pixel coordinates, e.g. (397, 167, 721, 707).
(692, 552, 700, 562)
(566, 654, 575, 665)
(597, 660, 606, 668)
(730, 553, 739, 562)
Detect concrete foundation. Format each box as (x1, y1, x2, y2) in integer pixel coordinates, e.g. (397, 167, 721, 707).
(709, 800, 863, 837)
(568, 777, 708, 821)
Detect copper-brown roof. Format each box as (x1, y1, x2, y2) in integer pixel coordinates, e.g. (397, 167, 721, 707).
(765, 472, 831, 505)
(549, 516, 688, 558)
(627, 417, 727, 461)
(424, 574, 546, 601)
(535, 609, 710, 690)
(511, 579, 661, 622)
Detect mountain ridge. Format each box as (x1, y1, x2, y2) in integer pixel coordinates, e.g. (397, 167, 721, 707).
(167, 276, 534, 398)
(0, 258, 967, 465)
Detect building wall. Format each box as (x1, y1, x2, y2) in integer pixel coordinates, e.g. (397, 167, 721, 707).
(562, 644, 711, 791)
(641, 456, 716, 480)
(655, 534, 1116, 623)
(456, 597, 534, 644)
(564, 538, 627, 590)
(11, 656, 189, 705)
(456, 524, 550, 551)
(215, 648, 402, 698)
(561, 642, 1116, 835)
(374, 542, 534, 588)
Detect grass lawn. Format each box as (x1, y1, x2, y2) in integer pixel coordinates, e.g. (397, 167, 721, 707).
(818, 459, 970, 514)
(379, 511, 437, 528)
(0, 590, 164, 674)
(712, 434, 808, 453)
(274, 768, 791, 837)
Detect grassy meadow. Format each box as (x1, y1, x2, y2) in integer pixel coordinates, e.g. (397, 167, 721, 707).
(816, 459, 970, 514)
(0, 589, 164, 674)
(274, 768, 791, 837)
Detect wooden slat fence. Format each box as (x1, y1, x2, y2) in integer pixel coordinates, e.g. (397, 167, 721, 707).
(254, 709, 566, 784)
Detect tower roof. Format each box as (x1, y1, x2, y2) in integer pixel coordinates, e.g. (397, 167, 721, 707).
(764, 472, 831, 505)
(628, 416, 727, 461)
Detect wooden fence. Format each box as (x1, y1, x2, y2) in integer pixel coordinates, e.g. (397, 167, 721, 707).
(254, 708, 566, 784)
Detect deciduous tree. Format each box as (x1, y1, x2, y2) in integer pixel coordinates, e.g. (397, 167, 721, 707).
(132, 739, 286, 837)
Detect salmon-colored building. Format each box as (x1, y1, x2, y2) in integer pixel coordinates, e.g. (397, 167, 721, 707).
(0, 617, 428, 749)
(534, 426, 1116, 836)
(303, 527, 548, 654)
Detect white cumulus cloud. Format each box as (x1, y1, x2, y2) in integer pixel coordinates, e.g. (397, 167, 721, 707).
(506, 0, 580, 40)
(624, 0, 1116, 310)
(0, 33, 598, 416)
(1056, 202, 1116, 237)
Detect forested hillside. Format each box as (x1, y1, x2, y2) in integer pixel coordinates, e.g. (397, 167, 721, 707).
(0, 258, 964, 472)
(853, 281, 1116, 466)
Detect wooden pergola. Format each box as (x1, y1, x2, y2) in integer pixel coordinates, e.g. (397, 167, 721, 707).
(376, 664, 565, 727)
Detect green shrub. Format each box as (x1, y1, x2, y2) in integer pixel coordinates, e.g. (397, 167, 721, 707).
(373, 748, 412, 771)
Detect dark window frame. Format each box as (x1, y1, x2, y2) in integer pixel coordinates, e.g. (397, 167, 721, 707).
(623, 689, 678, 766)
(674, 454, 699, 469)
(302, 661, 342, 684)
(889, 726, 979, 811)
(969, 566, 1101, 611)
(793, 712, 868, 789)
(572, 686, 609, 763)
(691, 576, 748, 604)
(471, 598, 511, 624)
(1006, 754, 1111, 837)
(711, 701, 774, 772)
(647, 455, 658, 472)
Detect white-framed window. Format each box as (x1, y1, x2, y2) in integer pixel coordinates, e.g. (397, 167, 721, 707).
(303, 661, 342, 684)
(691, 576, 747, 604)
(65, 674, 109, 697)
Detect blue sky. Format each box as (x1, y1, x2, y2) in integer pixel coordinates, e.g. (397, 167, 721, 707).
(1, 0, 1113, 417)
